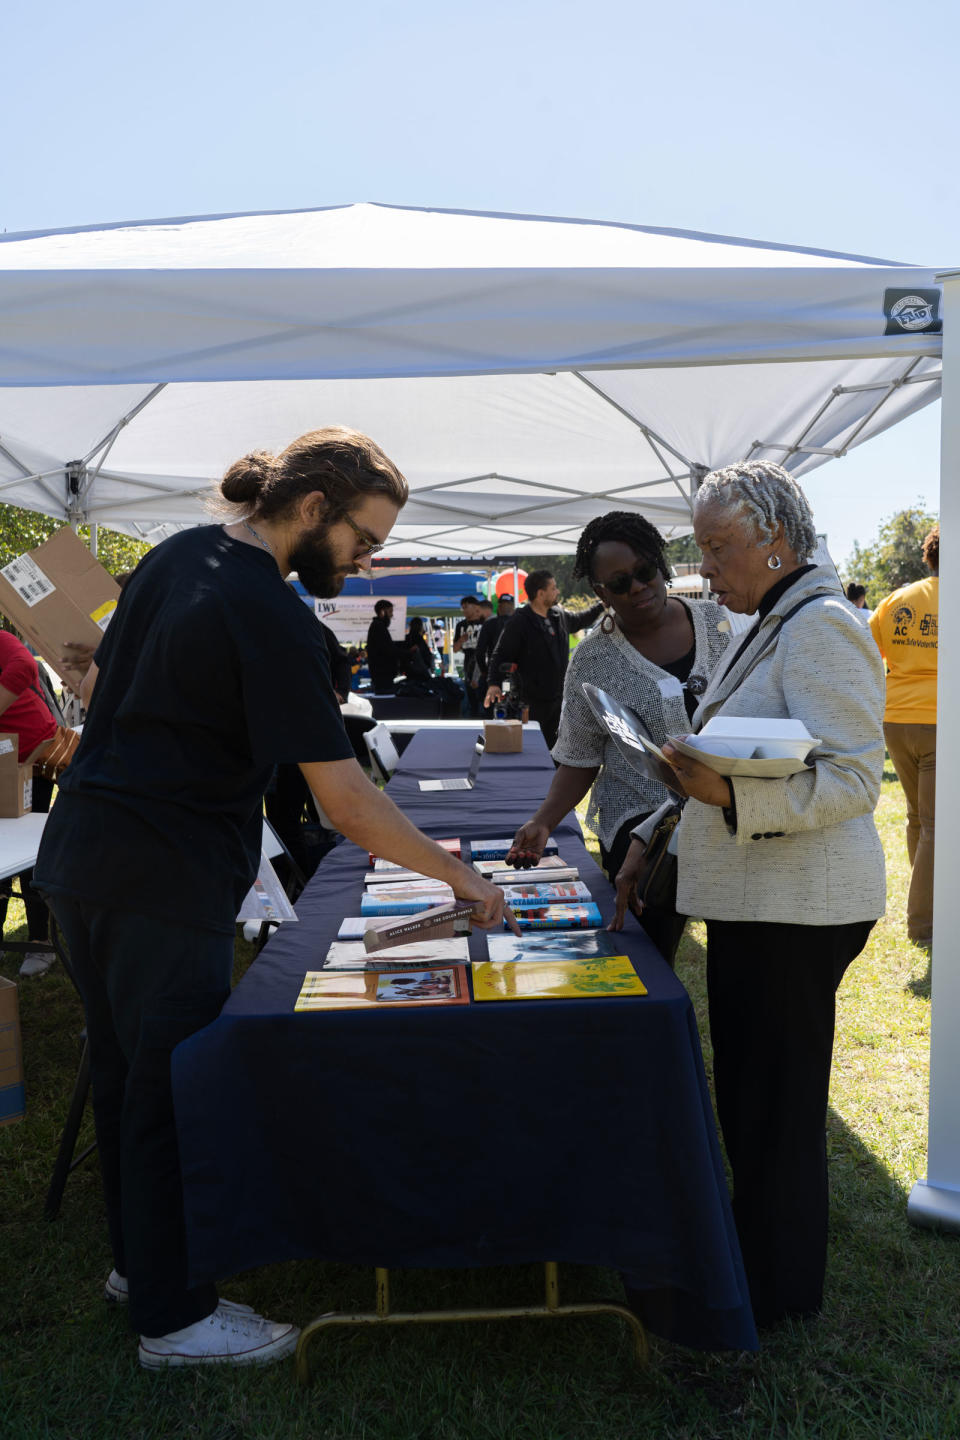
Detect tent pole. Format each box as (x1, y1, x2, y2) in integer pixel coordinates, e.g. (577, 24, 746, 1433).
(908, 269, 959, 1230)
(89, 524, 98, 558)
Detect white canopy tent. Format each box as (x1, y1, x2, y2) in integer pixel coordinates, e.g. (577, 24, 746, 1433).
(0, 203, 943, 557)
(2, 203, 958, 1230)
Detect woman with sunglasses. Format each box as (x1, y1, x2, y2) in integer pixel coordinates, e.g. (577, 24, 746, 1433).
(507, 510, 729, 963)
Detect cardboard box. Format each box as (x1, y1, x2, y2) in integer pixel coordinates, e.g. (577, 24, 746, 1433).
(0, 733, 34, 817)
(0, 526, 121, 685)
(0, 975, 25, 1127)
(483, 719, 523, 753)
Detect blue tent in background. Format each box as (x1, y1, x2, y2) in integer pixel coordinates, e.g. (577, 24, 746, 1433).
(292, 571, 489, 612)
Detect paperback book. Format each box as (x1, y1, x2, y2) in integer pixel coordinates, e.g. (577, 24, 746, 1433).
(509, 903, 604, 930)
(472, 955, 647, 1002)
(499, 881, 591, 907)
(371, 839, 461, 867)
(322, 936, 471, 971)
(364, 868, 435, 886)
(470, 837, 558, 861)
(363, 901, 476, 952)
(475, 856, 579, 884)
(485, 929, 621, 964)
(295, 964, 470, 1011)
(360, 888, 454, 917)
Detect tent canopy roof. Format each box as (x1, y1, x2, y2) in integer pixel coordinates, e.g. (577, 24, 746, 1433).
(0, 203, 944, 557)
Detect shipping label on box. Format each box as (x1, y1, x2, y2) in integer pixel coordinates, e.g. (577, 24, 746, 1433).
(0, 976, 25, 1127)
(0, 527, 121, 687)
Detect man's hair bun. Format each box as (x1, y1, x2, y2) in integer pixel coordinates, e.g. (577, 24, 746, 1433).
(219, 450, 275, 506)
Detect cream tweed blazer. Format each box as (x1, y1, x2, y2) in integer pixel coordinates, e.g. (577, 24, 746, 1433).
(633, 565, 886, 926)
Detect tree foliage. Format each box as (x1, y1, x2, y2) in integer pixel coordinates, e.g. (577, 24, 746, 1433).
(0, 502, 149, 575)
(843, 505, 939, 610)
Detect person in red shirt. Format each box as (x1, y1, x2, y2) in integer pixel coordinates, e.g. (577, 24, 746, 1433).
(0, 630, 58, 976)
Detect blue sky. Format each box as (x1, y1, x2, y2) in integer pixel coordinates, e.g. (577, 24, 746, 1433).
(3, 0, 955, 564)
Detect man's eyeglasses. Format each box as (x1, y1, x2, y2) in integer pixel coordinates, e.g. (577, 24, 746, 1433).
(342, 513, 386, 558)
(596, 559, 660, 596)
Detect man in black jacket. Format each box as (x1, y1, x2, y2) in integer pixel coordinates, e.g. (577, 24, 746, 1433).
(484, 572, 602, 748)
(366, 599, 398, 692)
(475, 594, 514, 715)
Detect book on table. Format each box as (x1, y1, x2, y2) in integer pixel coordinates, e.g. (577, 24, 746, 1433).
(486, 929, 621, 964)
(469, 837, 559, 861)
(360, 887, 455, 917)
(508, 902, 604, 930)
(474, 856, 579, 883)
(364, 867, 436, 886)
(472, 954, 647, 1002)
(370, 839, 461, 867)
(322, 936, 471, 971)
(499, 881, 591, 907)
(295, 964, 470, 1011)
(362, 901, 476, 952)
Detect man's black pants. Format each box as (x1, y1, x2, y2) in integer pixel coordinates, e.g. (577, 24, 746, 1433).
(48, 896, 233, 1338)
(705, 918, 873, 1325)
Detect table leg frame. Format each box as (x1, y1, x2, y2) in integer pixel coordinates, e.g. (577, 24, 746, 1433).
(295, 1262, 648, 1383)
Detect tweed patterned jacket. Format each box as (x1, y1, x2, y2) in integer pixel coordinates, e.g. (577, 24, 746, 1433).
(633, 565, 887, 927)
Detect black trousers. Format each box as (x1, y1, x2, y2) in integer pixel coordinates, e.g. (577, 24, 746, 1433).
(527, 697, 562, 752)
(706, 918, 873, 1325)
(47, 896, 232, 1338)
(599, 814, 687, 967)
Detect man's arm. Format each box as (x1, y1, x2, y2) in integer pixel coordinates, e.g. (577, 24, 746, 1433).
(482, 616, 524, 707)
(299, 757, 520, 931)
(564, 601, 604, 634)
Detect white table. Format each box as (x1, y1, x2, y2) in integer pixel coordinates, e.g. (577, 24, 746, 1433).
(0, 812, 48, 883)
(381, 719, 542, 735)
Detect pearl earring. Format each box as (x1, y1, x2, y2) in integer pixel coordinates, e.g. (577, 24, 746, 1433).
(767, 554, 782, 571)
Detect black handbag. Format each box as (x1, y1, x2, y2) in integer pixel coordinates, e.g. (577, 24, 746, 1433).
(634, 802, 683, 911)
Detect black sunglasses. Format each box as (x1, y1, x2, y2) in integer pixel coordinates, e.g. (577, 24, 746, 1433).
(596, 559, 660, 596)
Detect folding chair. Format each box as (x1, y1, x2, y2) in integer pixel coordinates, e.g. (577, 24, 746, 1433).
(363, 724, 400, 785)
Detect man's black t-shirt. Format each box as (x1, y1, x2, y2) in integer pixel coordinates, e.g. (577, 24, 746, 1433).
(34, 526, 354, 933)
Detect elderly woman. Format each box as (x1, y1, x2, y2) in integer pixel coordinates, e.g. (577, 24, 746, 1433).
(613, 461, 885, 1328)
(508, 511, 729, 963)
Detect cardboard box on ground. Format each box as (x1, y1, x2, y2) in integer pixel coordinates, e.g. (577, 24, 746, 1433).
(0, 526, 120, 689)
(0, 975, 25, 1126)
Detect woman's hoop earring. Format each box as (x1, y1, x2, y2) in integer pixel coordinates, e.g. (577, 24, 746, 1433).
(601, 606, 617, 634)
(767, 553, 782, 571)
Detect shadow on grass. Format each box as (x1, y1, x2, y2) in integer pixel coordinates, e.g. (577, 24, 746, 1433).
(907, 950, 932, 999)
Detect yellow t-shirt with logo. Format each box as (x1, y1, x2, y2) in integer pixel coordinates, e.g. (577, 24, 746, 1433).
(869, 574, 938, 724)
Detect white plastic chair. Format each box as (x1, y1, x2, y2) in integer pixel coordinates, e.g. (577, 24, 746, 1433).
(364, 723, 400, 785)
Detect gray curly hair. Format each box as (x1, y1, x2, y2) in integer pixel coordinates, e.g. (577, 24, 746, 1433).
(695, 461, 817, 561)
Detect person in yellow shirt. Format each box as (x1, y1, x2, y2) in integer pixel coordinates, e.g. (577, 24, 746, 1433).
(870, 525, 939, 947)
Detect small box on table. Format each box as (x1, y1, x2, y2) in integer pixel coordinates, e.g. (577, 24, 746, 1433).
(0, 734, 37, 818)
(483, 720, 523, 753)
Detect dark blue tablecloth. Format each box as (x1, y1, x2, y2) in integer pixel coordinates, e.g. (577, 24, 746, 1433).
(173, 727, 757, 1352)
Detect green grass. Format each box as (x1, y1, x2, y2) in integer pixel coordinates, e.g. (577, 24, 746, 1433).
(3, 768, 959, 1439)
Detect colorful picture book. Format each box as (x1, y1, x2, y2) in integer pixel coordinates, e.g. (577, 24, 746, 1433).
(322, 937, 471, 971)
(499, 881, 591, 907)
(509, 903, 604, 930)
(295, 965, 470, 1011)
(470, 837, 558, 861)
(360, 887, 454, 917)
(486, 929, 620, 964)
(472, 955, 647, 1002)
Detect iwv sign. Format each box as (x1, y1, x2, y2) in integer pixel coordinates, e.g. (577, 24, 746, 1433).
(313, 594, 408, 646)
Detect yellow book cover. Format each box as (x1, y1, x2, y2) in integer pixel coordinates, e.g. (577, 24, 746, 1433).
(471, 955, 647, 1002)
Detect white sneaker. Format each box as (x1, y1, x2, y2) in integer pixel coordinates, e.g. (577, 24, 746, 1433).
(19, 950, 56, 977)
(138, 1303, 298, 1368)
(106, 1270, 255, 1315)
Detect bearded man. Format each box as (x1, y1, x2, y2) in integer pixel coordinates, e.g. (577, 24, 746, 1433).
(35, 428, 510, 1370)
